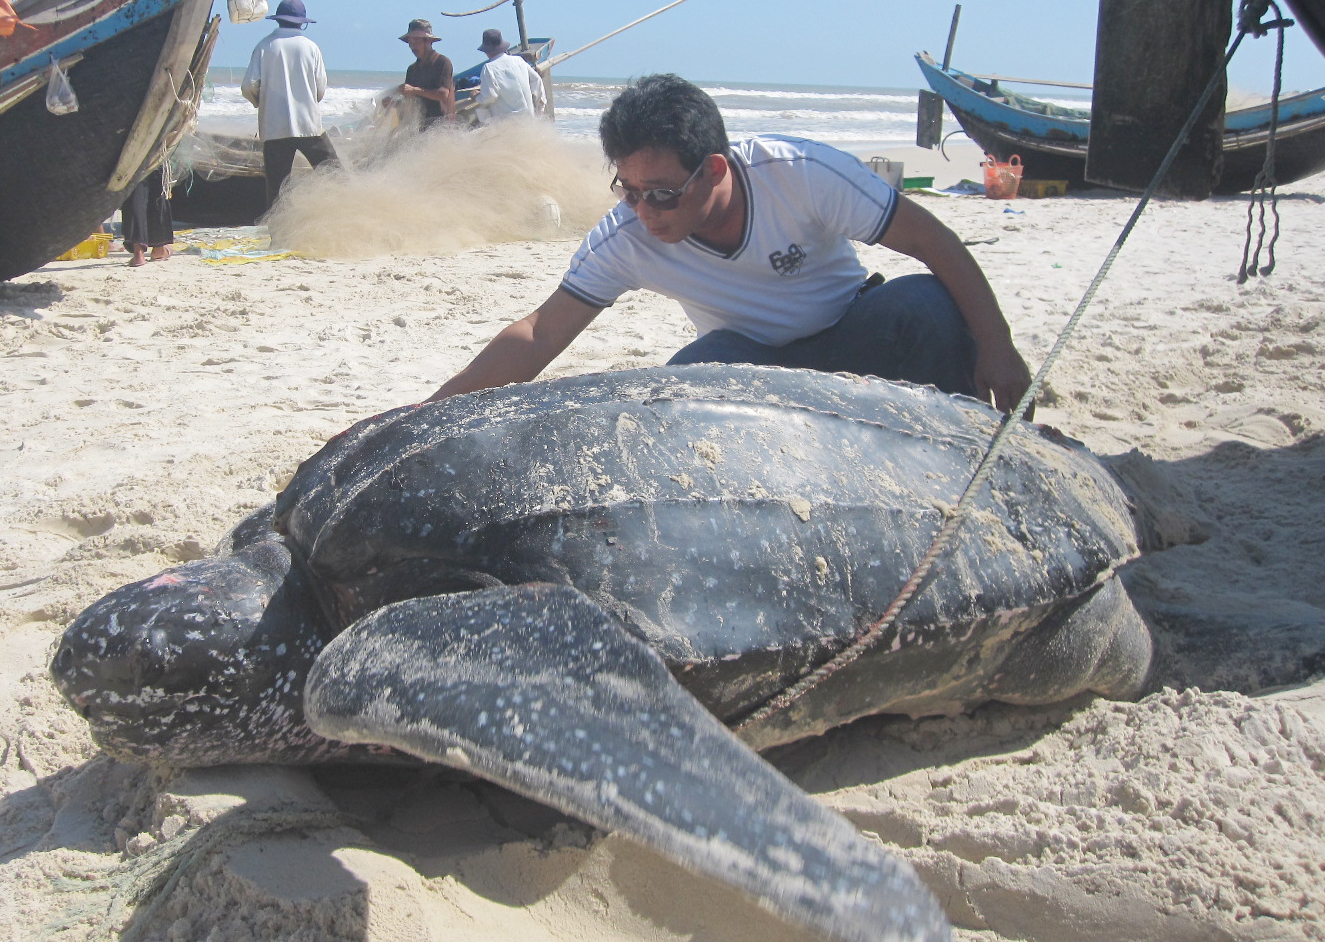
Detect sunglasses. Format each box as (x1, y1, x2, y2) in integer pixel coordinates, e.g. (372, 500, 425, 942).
(610, 160, 707, 211)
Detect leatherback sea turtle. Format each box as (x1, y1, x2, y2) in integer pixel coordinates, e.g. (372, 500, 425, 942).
(52, 364, 1153, 942)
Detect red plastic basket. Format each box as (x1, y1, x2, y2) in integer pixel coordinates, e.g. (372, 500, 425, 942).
(982, 154, 1023, 199)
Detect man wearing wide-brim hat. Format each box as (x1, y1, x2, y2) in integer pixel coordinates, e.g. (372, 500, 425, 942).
(469, 27, 544, 125)
(392, 18, 455, 129)
(241, 0, 339, 208)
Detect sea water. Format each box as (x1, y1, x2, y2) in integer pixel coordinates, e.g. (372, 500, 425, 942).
(196, 68, 1090, 152)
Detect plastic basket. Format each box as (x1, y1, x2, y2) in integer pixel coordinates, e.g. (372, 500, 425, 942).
(981, 154, 1023, 199)
(1019, 179, 1068, 199)
(54, 233, 113, 261)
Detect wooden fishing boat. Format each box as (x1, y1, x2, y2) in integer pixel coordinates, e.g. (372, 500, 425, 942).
(0, 0, 218, 280)
(915, 52, 1325, 194)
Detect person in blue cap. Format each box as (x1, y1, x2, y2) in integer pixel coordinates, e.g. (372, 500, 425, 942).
(241, 0, 339, 208)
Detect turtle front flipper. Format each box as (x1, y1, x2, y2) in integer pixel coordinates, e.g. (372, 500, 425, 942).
(304, 584, 950, 942)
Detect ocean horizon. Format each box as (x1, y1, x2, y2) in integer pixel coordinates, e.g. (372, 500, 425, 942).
(198, 69, 1092, 153)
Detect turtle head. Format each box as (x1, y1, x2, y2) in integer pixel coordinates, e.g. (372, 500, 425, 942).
(50, 540, 335, 765)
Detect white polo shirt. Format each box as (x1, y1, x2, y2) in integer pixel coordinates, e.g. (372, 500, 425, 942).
(560, 135, 899, 346)
(241, 27, 328, 141)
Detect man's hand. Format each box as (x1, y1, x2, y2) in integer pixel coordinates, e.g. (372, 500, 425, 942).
(881, 197, 1035, 417)
(975, 338, 1034, 417)
(426, 288, 603, 402)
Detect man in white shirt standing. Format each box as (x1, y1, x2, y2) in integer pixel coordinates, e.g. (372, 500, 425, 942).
(241, 0, 338, 208)
(471, 28, 542, 124)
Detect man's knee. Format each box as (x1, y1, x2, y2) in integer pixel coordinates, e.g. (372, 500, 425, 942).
(854, 274, 958, 329)
(302, 135, 338, 168)
(840, 274, 977, 394)
(668, 329, 777, 367)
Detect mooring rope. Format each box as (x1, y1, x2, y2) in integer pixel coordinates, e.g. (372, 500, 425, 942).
(1237, 0, 1289, 282)
(160, 68, 202, 197)
(736, 16, 1271, 734)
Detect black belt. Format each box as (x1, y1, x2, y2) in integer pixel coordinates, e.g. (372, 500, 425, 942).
(855, 272, 885, 297)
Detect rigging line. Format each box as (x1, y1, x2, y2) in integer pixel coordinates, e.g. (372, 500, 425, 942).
(735, 26, 1254, 735)
(440, 0, 511, 18)
(545, 0, 694, 70)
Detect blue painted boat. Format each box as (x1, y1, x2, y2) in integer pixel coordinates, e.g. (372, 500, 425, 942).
(0, 0, 219, 280)
(916, 52, 1325, 194)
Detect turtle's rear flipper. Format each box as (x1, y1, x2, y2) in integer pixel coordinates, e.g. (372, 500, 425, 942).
(305, 583, 949, 942)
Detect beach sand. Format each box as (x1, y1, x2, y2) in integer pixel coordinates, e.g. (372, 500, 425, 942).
(1, 123, 1323, 941)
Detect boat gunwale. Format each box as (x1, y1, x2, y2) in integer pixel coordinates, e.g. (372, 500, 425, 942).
(916, 52, 1325, 140)
(1, 0, 185, 88)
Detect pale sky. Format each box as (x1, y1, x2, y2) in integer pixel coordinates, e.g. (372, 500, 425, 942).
(210, 0, 1324, 94)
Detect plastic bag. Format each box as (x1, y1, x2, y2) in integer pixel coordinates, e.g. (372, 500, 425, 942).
(45, 58, 78, 115)
(227, 0, 268, 24)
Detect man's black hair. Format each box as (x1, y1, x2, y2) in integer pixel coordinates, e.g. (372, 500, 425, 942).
(599, 74, 729, 171)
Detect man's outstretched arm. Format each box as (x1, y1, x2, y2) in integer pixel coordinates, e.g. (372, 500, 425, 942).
(880, 196, 1032, 412)
(427, 288, 603, 401)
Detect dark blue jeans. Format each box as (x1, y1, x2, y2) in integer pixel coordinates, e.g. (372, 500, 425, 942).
(667, 273, 978, 397)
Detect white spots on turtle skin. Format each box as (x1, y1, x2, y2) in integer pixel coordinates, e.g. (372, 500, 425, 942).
(543, 484, 575, 513)
(691, 438, 723, 469)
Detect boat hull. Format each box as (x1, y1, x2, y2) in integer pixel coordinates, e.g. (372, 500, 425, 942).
(953, 100, 1325, 196)
(0, 1, 215, 280)
(917, 54, 1325, 195)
